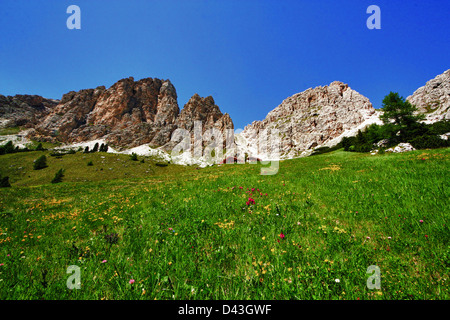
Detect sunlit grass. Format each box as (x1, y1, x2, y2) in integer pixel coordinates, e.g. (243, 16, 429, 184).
(0, 148, 449, 300)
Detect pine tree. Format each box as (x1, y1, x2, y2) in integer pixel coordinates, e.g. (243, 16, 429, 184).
(33, 155, 47, 170)
(51, 169, 65, 184)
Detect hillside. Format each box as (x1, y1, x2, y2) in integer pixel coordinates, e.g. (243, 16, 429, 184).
(0, 147, 449, 299)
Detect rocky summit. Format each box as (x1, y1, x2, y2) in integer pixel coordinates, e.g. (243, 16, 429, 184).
(406, 69, 450, 123)
(238, 81, 379, 159)
(1, 69, 449, 162)
(0, 94, 59, 128)
(26, 77, 233, 150)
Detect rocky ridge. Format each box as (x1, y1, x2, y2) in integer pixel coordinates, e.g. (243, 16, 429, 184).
(27, 77, 233, 150)
(0, 95, 59, 128)
(406, 69, 450, 123)
(237, 81, 380, 159)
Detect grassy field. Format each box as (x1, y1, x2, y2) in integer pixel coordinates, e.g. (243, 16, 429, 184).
(0, 147, 449, 300)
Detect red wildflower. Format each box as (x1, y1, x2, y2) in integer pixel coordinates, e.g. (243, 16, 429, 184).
(279, 232, 285, 240)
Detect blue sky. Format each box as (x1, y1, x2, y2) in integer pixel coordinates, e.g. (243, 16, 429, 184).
(0, 0, 449, 129)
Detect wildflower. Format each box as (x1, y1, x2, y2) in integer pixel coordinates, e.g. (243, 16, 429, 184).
(335, 279, 340, 283)
(101, 260, 107, 263)
(168, 228, 173, 231)
(0, 263, 3, 267)
(366, 237, 370, 240)
(129, 279, 135, 284)
(419, 220, 424, 223)
(387, 236, 392, 240)
(279, 233, 285, 240)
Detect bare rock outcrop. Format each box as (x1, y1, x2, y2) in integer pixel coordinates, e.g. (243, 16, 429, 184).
(407, 69, 450, 123)
(238, 81, 377, 159)
(0, 95, 58, 128)
(27, 77, 233, 150)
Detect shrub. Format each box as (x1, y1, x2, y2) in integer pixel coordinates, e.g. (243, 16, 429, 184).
(0, 141, 15, 155)
(99, 143, 109, 152)
(83, 146, 90, 153)
(155, 162, 168, 167)
(51, 169, 65, 184)
(92, 143, 99, 153)
(130, 153, 138, 161)
(0, 175, 11, 188)
(87, 161, 93, 166)
(33, 155, 47, 170)
(35, 143, 44, 151)
(410, 134, 450, 150)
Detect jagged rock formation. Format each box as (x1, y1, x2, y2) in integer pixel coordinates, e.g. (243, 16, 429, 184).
(28, 77, 233, 149)
(238, 81, 378, 159)
(0, 95, 59, 128)
(407, 69, 450, 123)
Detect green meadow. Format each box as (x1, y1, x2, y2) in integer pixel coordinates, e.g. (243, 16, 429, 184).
(0, 147, 449, 300)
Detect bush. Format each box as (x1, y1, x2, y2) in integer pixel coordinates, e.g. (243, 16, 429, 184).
(92, 143, 99, 153)
(33, 155, 47, 170)
(155, 162, 168, 167)
(83, 146, 90, 154)
(130, 153, 138, 161)
(51, 169, 65, 184)
(35, 143, 44, 151)
(0, 175, 11, 188)
(0, 141, 15, 155)
(410, 134, 450, 150)
(87, 161, 93, 166)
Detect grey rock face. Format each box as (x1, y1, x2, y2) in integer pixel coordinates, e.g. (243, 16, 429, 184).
(407, 69, 450, 123)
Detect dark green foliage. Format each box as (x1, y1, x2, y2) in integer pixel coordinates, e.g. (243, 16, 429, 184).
(35, 143, 44, 151)
(410, 134, 450, 150)
(84, 146, 90, 154)
(0, 174, 11, 187)
(155, 162, 168, 167)
(130, 153, 138, 161)
(310, 143, 343, 156)
(99, 143, 109, 152)
(380, 92, 424, 127)
(429, 120, 450, 135)
(51, 169, 65, 184)
(0, 141, 15, 155)
(92, 143, 99, 153)
(33, 155, 47, 170)
(87, 161, 94, 166)
(343, 92, 449, 153)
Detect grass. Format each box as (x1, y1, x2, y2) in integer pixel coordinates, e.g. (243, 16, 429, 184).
(0, 127, 22, 136)
(0, 147, 449, 300)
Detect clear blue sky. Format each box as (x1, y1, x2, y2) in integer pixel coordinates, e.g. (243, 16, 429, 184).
(1, 0, 449, 129)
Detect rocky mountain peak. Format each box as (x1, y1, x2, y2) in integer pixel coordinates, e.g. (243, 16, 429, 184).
(407, 69, 450, 122)
(238, 81, 377, 159)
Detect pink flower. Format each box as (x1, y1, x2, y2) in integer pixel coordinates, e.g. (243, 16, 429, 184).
(279, 233, 285, 240)
(129, 279, 135, 284)
(168, 228, 173, 231)
(419, 220, 424, 223)
(387, 236, 392, 239)
(239, 186, 243, 189)
(101, 260, 107, 263)
(0, 263, 4, 267)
